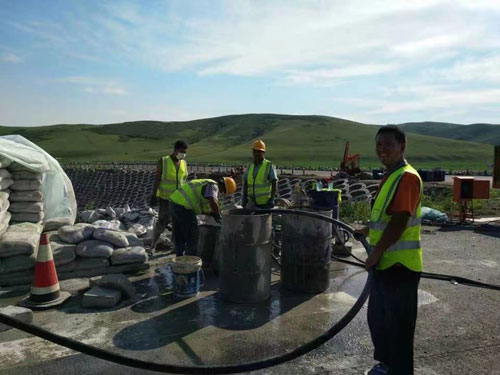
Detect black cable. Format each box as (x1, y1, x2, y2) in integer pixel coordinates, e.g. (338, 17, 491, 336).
(0, 208, 373, 375)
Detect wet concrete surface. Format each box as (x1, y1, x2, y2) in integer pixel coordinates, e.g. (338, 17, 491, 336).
(1, 224, 500, 374)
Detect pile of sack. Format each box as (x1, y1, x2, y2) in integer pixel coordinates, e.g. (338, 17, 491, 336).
(0, 222, 44, 285)
(51, 224, 148, 278)
(0, 157, 12, 237)
(7, 162, 45, 224)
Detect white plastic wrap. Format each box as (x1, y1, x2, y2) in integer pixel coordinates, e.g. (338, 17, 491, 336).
(0, 135, 77, 223)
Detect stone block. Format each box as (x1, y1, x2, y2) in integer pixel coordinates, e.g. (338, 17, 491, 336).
(82, 286, 122, 309)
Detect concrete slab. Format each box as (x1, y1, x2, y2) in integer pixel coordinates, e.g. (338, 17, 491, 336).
(0, 226, 498, 374)
(82, 286, 122, 309)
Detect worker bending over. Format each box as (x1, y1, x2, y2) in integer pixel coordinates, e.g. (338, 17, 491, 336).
(168, 177, 236, 256)
(149, 140, 188, 254)
(242, 140, 278, 209)
(357, 125, 423, 375)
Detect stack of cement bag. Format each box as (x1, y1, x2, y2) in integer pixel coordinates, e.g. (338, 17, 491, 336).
(50, 224, 149, 280)
(7, 163, 45, 224)
(0, 222, 43, 285)
(0, 157, 13, 237)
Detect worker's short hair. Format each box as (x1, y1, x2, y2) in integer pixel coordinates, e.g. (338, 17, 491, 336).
(376, 125, 406, 144)
(174, 140, 188, 150)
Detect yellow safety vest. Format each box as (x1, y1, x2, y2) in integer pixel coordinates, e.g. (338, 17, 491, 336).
(156, 156, 187, 200)
(369, 163, 423, 272)
(168, 179, 215, 215)
(247, 159, 272, 205)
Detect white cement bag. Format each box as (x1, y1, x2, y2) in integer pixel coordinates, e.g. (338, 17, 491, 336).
(50, 235, 77, 266)
(0, 158, 11, 169)
(58, 224, 95, 244)
(0, 169, 11, 179)
(10, 180, 42, 191)
(74, 257, 110, 270)
(8, 162, 33, 172)
(127, 223, 147, 237)
(0, 228, 39, 257)
(0, 211, 11, 238)
(9, 202, 44, 213)
(93, 228, 129, 248)
(0, 200, 9, 216)
(9, 191, 44, 202)
(10, 211, 45, 223)
(92, 220, 125, 231)
(44, 217, 73, 231)
(76, 240, 114, 258)
(110, 247, 148, 265)
(8, 222, 43, 234)
(11, 171, 43, 181)
(0, 179, 13, 191)
(123, 232, 144, 247)
(1, 254, 37, 272)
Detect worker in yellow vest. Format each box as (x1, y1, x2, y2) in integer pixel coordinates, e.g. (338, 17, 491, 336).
(242, 140, 278, 209)
(149, 140, 188, 253)
(356, 126, 423, 375)
(168, 177, 237, 256)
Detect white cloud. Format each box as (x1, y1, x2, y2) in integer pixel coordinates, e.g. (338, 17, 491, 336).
(1, 52, 22, 63)
(59, 76, 129, 96)
(441, 55, 500, 83)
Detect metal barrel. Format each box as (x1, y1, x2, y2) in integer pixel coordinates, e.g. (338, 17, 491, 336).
(220, 209, 272, 303)
(281, 208, 333, 293)
(197, 224, 220, 267)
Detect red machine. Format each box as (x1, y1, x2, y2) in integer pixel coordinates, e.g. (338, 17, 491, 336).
(453, 177, 490, 222)
(339, 141, 361, 175)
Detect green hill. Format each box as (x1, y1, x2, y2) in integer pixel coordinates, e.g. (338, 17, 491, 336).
(0, 114, 495, 170)
(398, 122, 500, 146)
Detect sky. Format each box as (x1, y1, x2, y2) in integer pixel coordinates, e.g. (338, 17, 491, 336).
(1, 0, 500, 127)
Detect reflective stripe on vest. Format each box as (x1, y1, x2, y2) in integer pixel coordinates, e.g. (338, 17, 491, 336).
(247, 160, 272, 205)
(168, 179, 215, 215)
(369, 163, 423, 272)
(157, 156, 187, 199)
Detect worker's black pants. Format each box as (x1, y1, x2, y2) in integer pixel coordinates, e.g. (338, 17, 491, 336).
(368, 265, 421, 375)
(170, 202, 198, 257)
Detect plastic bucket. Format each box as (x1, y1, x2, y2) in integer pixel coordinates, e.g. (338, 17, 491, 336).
(169, 256, 203, 298)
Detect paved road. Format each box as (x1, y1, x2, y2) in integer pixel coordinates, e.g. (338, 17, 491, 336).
(1, 224, 500, 374)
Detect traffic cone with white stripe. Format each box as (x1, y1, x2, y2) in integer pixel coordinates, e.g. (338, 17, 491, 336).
(19, 233, 71, 310)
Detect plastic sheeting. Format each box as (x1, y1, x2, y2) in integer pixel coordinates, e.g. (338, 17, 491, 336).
(0, 135, 76, 223)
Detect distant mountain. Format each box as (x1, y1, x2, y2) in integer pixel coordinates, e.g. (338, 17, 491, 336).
(0, 114, 494, 170)
(397, 122, 500, 145)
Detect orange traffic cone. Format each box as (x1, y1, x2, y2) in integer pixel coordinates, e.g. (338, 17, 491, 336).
(19, 233, 71, 310)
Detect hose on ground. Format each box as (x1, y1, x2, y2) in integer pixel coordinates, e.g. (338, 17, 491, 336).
(0, 208, 373, 375)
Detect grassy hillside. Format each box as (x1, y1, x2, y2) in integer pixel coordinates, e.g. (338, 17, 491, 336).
(398, 122, 500, 146)
(0, 114, 495, 170)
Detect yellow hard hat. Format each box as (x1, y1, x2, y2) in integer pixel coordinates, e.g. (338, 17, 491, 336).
(223, 177, 237, 195)
(251, 140, 266, 152)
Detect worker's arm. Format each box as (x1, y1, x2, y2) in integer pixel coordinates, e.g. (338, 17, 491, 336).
(271, 180, 277, 198)
(150, 159, 162, 206)
(208, 197, 219, 215)
(364, 212, 410, 270)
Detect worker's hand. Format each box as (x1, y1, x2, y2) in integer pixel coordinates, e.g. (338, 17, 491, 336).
(149, 195, 158, 207)
(353, 225, 369, 241)
(365, 249, 383, 271)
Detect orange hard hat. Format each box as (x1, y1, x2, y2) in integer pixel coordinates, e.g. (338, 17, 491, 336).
(251, 140, 266, 152)
(223, 177, 237, 195)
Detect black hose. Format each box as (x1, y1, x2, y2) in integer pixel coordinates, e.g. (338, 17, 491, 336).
(0, 208, 373, 375)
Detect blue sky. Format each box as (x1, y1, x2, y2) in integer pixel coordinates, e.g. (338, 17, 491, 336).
(1, 0, 500, 126)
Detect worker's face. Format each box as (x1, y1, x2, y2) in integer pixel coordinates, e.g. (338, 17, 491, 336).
(376, 133, 405, 168)
(175, 147, 188, 160)
(252, 149, 265, 163)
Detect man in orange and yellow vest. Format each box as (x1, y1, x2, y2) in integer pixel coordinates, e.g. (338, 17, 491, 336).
(356, 125, 423, 375)
(150, 140, 188, 253)
(242, 140, 278, 209)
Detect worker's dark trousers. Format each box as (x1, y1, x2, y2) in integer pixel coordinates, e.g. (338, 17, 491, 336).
(170, 202, 198, 257)
(152, 198, 171, 248)
(368, 265, 421, 375)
